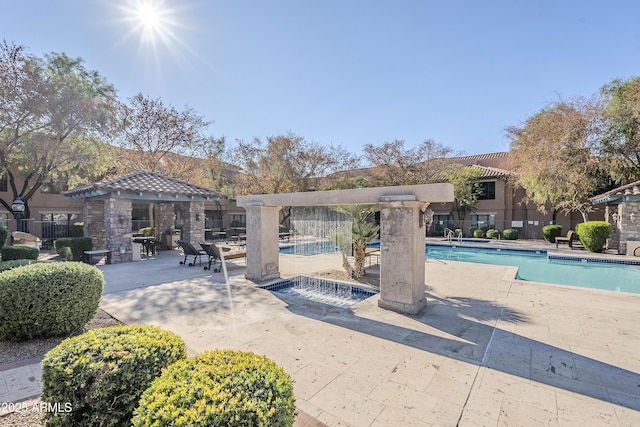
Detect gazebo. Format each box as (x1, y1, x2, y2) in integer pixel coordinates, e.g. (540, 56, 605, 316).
(591, 179, 640, 255)
(64, 171, 221, 263)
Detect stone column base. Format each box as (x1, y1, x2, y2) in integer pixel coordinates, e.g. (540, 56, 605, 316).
(245, 272, 281, 283)
(378, 297, 427, 315)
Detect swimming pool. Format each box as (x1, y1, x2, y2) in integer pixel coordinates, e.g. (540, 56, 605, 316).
(279, 241, 338, 256)
(426, 244, 640, 294)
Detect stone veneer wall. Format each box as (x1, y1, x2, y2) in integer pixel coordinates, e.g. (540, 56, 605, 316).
(155, 202, 175, 247)
(612, 201, 640, 254)
(182, 201, 205, 244)
(105, 197, 133, 263)
(83, 199, 106, 250)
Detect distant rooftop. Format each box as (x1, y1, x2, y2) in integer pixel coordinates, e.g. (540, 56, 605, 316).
(591, 180, 640, 204)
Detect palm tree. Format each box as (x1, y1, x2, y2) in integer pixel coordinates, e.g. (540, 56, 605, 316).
(332, 205, 380, 279)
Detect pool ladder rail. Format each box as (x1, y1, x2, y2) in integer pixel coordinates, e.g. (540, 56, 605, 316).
(445, 228, 462, 243)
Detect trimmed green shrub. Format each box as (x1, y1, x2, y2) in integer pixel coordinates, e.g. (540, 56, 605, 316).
(468, 226, 478, 237)
(138, 227, 156, 237)
(70, 222, 84, 237)
(0, 226, 8, 249)
(473, 229, 485, 238)
(42, 325, 186, 427)
(503, 229, 519, 240)
(454, 228, 462, 237)
(0, 259, 40, 273)
(542, 224, 563, 243)
(486, 229, 501, 239)
(1, 245, 39, 260)
(133, 349, 296, 427)
(0, 262, 103, 340)
(575, 221, 611, 253)
(57, 246, 73, 261)
(54, 237, 92, 262)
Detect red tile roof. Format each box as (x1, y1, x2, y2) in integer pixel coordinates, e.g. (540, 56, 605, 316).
(591, 180, 640, 204)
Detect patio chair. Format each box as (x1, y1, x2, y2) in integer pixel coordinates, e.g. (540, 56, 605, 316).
(555, 230, 577, 249)
(200, 242, 246, 272)
(176, 240, 206, 266)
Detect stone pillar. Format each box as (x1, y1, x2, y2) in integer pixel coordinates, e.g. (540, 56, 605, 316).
(244, 205, 280, 282)
(183, 201, 205, 244)
(155, 202, 175, 248)
(378, 197, 428, 314)
(104, 198, 133, 263)
(83, 199, 106, 250)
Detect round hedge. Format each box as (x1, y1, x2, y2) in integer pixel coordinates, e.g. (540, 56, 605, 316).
(473, 229, 485, 238)
(542, 224, 563, 243)
(0, 262, 103, 340)
(503, 229, 519, 240)
(42, 325, 187, 427)
(575, 221, 611, 253)
(132, 349, 296, 427)
(486, 229, 501, 239)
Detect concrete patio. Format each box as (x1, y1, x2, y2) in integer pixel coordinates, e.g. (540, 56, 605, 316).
(92, 248, 640, 426)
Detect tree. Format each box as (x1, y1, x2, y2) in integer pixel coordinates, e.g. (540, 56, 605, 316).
(363, 139, 454, 186)
(599, 77, 640, 183)
(331, 205, 379, 279)
(0, 40, 116, 230)
(230, 132, 361, 225)
(507, 97, 603, 222)
(111, 93, 224, 185)
(443, 164, 484, 227)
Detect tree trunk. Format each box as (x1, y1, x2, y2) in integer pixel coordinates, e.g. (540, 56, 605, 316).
(353, 247, 366, 278)
(341, 253, 354, 278)
(580, 210, 589, 222)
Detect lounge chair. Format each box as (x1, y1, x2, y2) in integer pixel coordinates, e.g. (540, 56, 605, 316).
(176, 240, 206, 266)
(555, 230, 578, 249)
(200, 242, 246, 272)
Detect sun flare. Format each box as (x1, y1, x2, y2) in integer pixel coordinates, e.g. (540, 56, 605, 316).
(122, 0, 174, 45)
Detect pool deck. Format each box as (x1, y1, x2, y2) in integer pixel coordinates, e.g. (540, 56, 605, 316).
(3, 241, 640, 425)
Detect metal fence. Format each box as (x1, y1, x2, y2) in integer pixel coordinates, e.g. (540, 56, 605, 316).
(428, 220, 584, 240)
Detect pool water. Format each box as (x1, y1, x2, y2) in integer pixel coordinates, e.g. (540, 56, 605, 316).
(260, 275, 378, 308)
(279, 241, 338, 256)
(426, 245, 640, 294)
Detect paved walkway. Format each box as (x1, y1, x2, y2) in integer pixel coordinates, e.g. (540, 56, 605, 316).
(2, 245, 640, 425)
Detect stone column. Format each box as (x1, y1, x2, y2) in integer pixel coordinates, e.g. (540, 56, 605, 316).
(83, 199, 106, 250)
(105, 198, 132, 263)
(155, 202, 175, 248)
(183, 201, 205, 244)
(378, 196, 429, 314)
(244, 205, 280, 282)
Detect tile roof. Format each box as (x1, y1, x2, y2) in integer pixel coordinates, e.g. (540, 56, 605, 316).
(450, 152, 510, 161)
(591, 180, 640, 204)
(470, 165, 512, 179)
(63, 171, 221, 199)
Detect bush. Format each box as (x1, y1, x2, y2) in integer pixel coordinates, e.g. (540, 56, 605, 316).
(486, 229, 501, 239)
(42, 325, 186, 427)
(1, 245, 39, 260)
(138, 227, 156, 237)
(503, 229, 519, 240)
(57, 246, 73, 261)
(473, 229, 485, 238)
(70, 222, 84, 237)
(468, 226, 478, 237)
(0, 259, 40, 273)
(54, 237, 92, 262)
(0, 262, 103, 340)
(133, 349, 296, 427)
(575, 221, 611, 253)
(0, 227, 8, 249)
(542, 224, 563, 243)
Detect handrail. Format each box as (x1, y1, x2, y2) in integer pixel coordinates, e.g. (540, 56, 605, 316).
(444, 227, 462, 243)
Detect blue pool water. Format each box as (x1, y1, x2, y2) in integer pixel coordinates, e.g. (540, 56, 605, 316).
(279, 241, 338, 255)
(426, 245, 640, 294)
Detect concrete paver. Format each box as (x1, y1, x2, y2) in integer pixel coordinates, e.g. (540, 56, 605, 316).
(2, 245, 640, 426)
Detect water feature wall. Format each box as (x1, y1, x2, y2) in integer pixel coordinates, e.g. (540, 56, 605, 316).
(289, 206, 353, 255)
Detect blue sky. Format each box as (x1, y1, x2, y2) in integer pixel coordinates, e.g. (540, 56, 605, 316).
(2, 1, 639, 158)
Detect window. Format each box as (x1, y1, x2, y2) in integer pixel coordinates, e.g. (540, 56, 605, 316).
(229, 213, 246, 228)
(477, 182, 496, 200)
(0, 213, 7, 228)
(472, 214, 495, 229)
